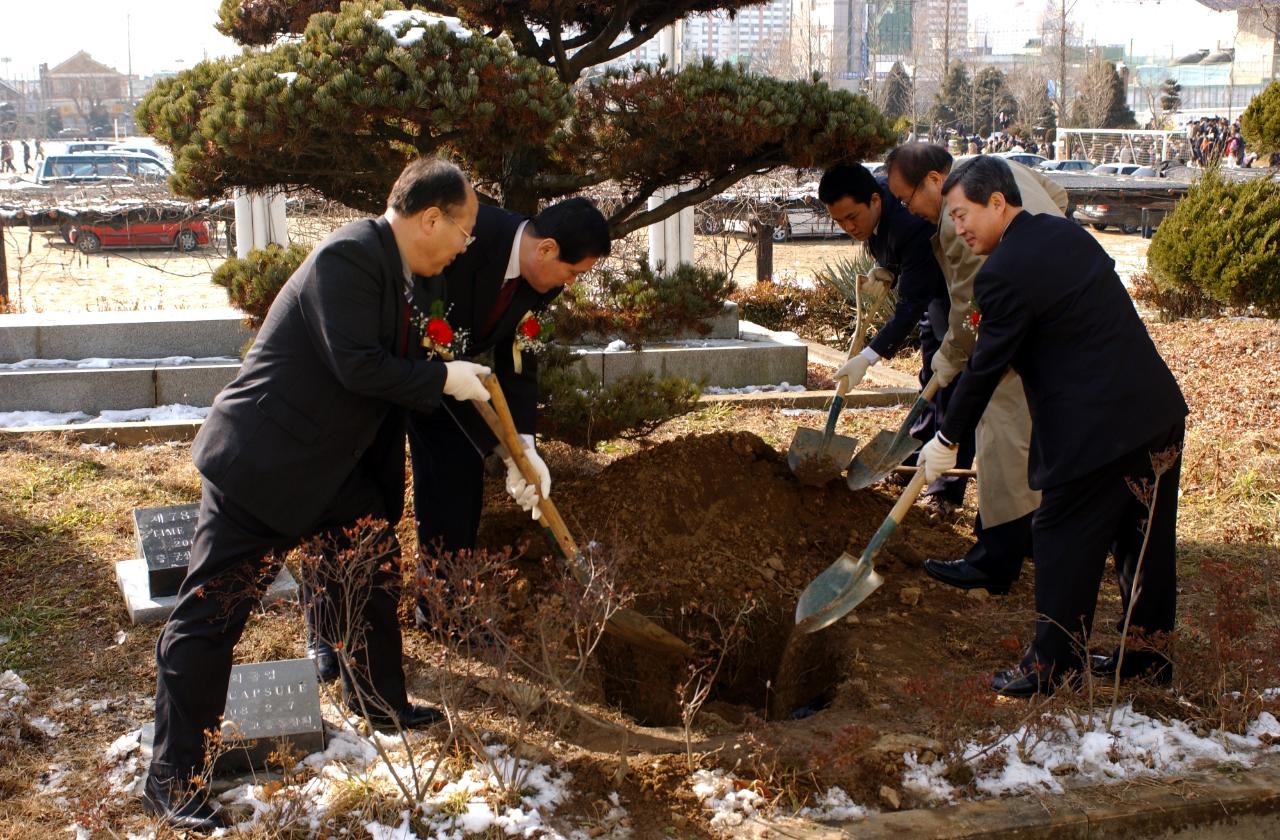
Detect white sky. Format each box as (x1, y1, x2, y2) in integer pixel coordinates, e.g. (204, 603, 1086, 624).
(967, 0, 1240, 59)
(0, 0, 1244, 81)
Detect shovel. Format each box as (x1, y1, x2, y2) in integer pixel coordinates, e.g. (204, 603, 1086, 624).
(795, 467, 930, 632)
(845, 375, 942, 491)
(475, 375, 694, 659)
(786, 278, 887, 486)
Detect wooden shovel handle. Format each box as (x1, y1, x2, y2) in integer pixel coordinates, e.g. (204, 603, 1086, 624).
(889, 467, 931, 525)
(479, 375, 579, 563)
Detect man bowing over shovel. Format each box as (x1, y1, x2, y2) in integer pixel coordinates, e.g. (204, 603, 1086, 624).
(916, 156, 1187, 697)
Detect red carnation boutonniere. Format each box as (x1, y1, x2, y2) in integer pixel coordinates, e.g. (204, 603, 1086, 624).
(966, 301, 981, 334)
(512, 310, 555, 373)
(417, 300, 469, 359)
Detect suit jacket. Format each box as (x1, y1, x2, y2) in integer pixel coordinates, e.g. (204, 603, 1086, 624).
(941, 211, 1188, 490)
(415, 204, 560, 451)
(865, 177, 950, 358)
(931, 162, 1069, 377)
(193, 216, 447, 537)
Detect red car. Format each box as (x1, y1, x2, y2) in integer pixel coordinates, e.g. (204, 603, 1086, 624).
(71, 220, 210, 254)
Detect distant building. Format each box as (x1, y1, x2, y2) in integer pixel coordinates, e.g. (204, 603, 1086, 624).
(39, 51, 132, 134)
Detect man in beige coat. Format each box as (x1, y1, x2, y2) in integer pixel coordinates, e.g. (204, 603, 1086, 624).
(884, 144, 1069, 593)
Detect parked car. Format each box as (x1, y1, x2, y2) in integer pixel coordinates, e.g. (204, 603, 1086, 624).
(1071, 201, 1166, 234)
(996, 152, 1047, 168)
(36, 152, 171, 185)
(1037, 159, 1093, 172)
(65, 141, 115, 154)
(1091, 163, 1142, 176)
(108, 144, 174, 167)
(69, 219, 210, 253)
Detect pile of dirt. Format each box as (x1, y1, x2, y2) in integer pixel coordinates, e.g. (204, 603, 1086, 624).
(478, 431, 972, 725)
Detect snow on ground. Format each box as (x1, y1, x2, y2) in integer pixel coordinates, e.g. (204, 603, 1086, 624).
(703, 382, 806, 395)
(0, 404, 209, 428)
(0, 356, 237, 370)
(902, 702, 1280, 805)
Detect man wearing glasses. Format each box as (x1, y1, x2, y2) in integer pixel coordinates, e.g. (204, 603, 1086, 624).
(405, 197, 611, 631)
(144, 158, 492, 831)
(883, 144, 1067, 599)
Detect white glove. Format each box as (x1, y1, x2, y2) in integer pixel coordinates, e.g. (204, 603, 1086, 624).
(918, 433, 959, 483)
(864, 265, 895, 298)
(503, 434, 550, 520)
(835, 346, 880, 391)
(519, 434, 550, 499)
(442, 361, 491, 402)
(503, 455, 540, 517)
(930, 351, 962, 389)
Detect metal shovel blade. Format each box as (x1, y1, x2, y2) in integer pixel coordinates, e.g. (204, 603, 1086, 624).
(787, 427, 859, 486)
(845, 429, 906, 490)
(794, 551, 885, 632)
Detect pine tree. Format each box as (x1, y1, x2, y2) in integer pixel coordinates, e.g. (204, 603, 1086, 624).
(972, 65, 1015, 136)
(136, 0, 896, 234)
(1160, 78, 1182, 114)
(1105, 62, 1137, 128)
(1241, 81, 1280, 156)
(882, 61, 913, 122)
(931, 63, 973, 135)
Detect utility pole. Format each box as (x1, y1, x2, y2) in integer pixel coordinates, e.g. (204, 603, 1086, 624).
(1058, 0, 1068, 127)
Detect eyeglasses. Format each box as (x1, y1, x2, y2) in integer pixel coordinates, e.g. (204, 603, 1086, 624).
(442, 213, 476, 247)
(903, 182, 920, 211)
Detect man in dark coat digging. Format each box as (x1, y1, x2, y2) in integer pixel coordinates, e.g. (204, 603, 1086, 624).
(916, 155, 1187, 697)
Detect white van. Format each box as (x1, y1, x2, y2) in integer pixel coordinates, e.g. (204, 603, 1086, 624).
(36, 152, 171, 185)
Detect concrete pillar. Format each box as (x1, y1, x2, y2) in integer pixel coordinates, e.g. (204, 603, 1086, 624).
(647, 22, 695, 274)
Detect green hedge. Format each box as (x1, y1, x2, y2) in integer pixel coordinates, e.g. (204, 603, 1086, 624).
(211, 243, 310, 329)
(1146, 167, 1280, 316)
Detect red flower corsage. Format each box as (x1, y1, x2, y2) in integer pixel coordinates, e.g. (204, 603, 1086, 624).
(513, 310, 555, 373)
(416, 300, 469, 358)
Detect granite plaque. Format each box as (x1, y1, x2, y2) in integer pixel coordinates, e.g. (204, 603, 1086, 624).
(132, 503, 199, 597)
(217, 658, 325, 771)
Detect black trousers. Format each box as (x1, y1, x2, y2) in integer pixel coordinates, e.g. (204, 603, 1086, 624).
(407, 405, 486, 623)
(151, 470, 407, 778)
(963, 511, 1033, 583)
(1025, 421, 1184, 677)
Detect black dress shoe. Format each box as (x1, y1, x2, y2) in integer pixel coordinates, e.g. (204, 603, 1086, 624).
(141, 771, 227, 833)
(923, 558, 1013, 595)
(307, 639, 340, 684)
(1088, 651, 1173, 686)
(992, 666, 1056, 698)
(359, 702, 445, 733)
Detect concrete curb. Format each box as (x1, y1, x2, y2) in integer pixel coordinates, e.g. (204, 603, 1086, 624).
(740, 755, 1280, 839)
(697, 387, 918, 409)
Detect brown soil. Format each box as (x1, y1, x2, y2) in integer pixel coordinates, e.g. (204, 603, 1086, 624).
(478, 430, 975, 728)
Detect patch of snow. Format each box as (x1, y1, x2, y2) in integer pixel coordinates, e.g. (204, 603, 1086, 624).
(0, 404, 209, 428)
(65, 824, 91, 840)
(691, 768, 765, 830)
(797, 786, 869, 821)
(905, 699, 1280, 803)
(79, 442, 115, 452)
(276, 72, 298, 85)
(103, 728, 145, 795)
(0, 355, 237, 370)
(376, 9, 472, 46)
(778, 408, 822, 416)
(703, 382, 806, 395)
(29, 715, 62, 738)
(36, 763, 70, 794)
(604, 339, 628, 352)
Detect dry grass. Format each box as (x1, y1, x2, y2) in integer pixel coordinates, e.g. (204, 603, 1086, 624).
(0, 318, 1276, 836)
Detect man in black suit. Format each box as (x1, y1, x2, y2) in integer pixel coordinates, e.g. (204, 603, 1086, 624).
(408, 198, 611, 625)
(917, 156, 1187, 697)
(817, 163, 965, 508)
(143, 158, 494, 831)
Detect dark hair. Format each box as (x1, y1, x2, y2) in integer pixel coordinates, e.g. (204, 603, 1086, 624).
(817, 163, 878, 206)
(530, 197, 612, 264)
(883, 143, 953, 187)
(940, 156, 1023, 207)
(387, 157, 469, 215)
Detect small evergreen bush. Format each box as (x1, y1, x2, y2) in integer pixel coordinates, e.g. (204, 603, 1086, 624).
(1146, 167, 1280, 316)
(551, 260, 736, 349)
(1241, 81, 1280, 157)
(535, 344, 701, 449)
(211, 243, 310, 329)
